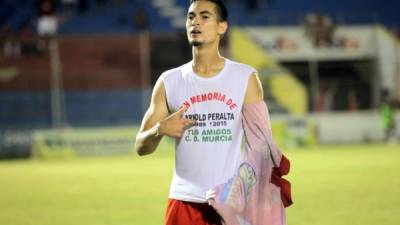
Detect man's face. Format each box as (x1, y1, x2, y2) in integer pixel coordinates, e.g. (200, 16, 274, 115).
(186, 1, 227, 47)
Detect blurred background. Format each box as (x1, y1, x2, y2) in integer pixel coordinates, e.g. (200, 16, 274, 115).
(0, 0, 400, 225)
(1, 0, 400, 158)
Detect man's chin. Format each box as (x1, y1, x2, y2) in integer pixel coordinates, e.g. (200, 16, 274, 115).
(190, 41, 203, 47)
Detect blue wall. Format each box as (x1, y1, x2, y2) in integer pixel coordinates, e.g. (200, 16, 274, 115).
(0, 90, 149, 129)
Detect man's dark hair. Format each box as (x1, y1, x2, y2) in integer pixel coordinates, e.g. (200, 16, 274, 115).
(189, 0, 228, 22)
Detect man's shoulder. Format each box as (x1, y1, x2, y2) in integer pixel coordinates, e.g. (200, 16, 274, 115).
(226, 59, 257, 75)
(161, 62, 191, 80)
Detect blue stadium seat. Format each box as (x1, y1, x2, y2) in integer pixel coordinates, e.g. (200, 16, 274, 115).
(1, 0, 400, 34)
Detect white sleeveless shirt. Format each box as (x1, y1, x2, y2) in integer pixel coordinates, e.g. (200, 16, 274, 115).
(161, 58, 256, 202)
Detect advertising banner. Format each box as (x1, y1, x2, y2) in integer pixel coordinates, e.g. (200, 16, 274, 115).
(0, 130, 32, 159)
(32, 127, 137, 158)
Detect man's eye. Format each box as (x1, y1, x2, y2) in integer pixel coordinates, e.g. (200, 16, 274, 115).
(202, 16, 209, 19)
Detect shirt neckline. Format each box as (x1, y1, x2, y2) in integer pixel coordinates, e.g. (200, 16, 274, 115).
(188, 58, 229, 81)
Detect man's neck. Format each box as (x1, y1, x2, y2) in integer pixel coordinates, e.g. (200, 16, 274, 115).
(192, 45, 225, 77)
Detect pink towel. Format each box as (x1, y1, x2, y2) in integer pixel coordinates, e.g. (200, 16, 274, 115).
(207, 101, 292, 225)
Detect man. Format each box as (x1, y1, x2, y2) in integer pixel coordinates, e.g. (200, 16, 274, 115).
(135, 0, 264, 224)
(380, 94, 396, 143)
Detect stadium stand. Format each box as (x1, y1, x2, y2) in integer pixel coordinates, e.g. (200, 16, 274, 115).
(0, 0, 399, 129)
(1, 0, 400, 34)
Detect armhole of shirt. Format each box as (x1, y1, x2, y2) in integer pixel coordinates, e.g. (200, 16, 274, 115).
(160, 73, 172, 113)
(240, 68, 257, 109)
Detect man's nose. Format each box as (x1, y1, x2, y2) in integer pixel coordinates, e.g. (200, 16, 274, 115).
(191, 17, 200, 26)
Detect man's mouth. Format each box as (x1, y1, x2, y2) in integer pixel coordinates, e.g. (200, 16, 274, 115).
(191, 30, 201, 34)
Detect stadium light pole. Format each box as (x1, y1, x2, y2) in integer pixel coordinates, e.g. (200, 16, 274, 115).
(139, 30, 152, 116)
(49, 37, 66, 128)
(309, 59, 319, 111)
(396, 44, 400, 103)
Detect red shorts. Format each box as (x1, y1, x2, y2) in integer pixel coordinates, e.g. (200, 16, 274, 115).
(165, 199, 223, 225)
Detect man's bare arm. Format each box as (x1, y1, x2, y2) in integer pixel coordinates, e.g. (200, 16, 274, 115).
(244, 72, 264, 104)
(135, 78, 195, 156)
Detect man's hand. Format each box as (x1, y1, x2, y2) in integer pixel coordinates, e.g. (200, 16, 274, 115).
(158, 107, 196, 138)
(135, 78, 195, 156)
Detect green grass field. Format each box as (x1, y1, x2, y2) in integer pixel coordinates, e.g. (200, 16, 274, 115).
(1, 140, 399, 225)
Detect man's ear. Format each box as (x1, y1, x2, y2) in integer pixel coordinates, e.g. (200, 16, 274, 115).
(218, 21, 228, 36)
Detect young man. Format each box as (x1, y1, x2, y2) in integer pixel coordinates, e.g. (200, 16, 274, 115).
(381, 95, 396, 143)
(135, 0, 263, 224)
